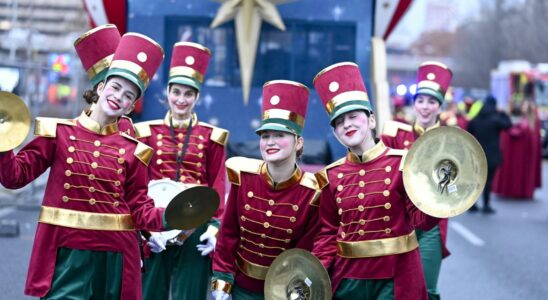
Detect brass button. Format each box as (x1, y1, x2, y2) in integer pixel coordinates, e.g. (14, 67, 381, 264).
(68, 146, 75, 153)
(118, 148, 126, 155)
(65, 170, 72, 176)
(358, 205, 365, 212)
(383, 190, 390, 197)
(336, 197, 342, 204)
(285, 239, 290, 243)
(88, 174, 96, 180)
(178, 143, 183, 149)
(198, 153, 204, 158)
(404, 140, 410, 146)
(292, 205, 299, 211)
(268, 200, 275, 206)
(359, 181, 365, 187)
(62, 196, 69, 202)
(385, 166, 392, 172)
(199, 135, 204, 140)
(93, 151, 100, 158)
(359, 219, 366, 225)
(240, 226, 245, 231)
(337, 173, 343, 179)
(198, 144, 204, 150)
(114, 181, 121, 186)
(113, 201, 120, 207)
(197, 162, 202, 168)
(240, 216, 246, 221)
(385, 228, 392, 234)
(259, 243, 264, 248)
(196, 180, 201, 185)
(156, 150, 163, 155)
(263, 222, 270, 228)
(180, 176, 186, 181)
(358, 229, 365, 236)
(69, 135, 76, 140)
(383, 216, 390, 222)
(89, 198, 96, 205)
(290, 217, 296, 223)
(157, 159, 163, 165)
(178, 133, 184, 139)
(287, 229, 293, 234)
(89, 187, 96, 192)
(113, 193, 120, 198)
(117, 169, 123, 175)
(94, 140, 101, 147)
(157, 134, 163, 139)
(157, 141, 163, 147)
(63, 183, 70, 189)
(384, 178, 391, 185)
(358, 193, 365, 199)
(66, 157, 73, 164)
(384, 203, 392, 209)
(259, 253, 264, 257)
(266, 210, 272, 217)
(247, 191, 254, 198)
(341, 232, 346, 238)
(338, 208, 343, 215)
(359, 169, 366, 176)
(244, 204, 251, 210)
(91, 162, 98, 169)
(261, 233, 266, 238)
(117, 158, 125, 164)
(337, 185, 343, 192)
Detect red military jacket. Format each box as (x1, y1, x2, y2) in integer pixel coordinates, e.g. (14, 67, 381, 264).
(212, 157, 321, 293)
(134, 112, 228, 225)
(380, 120, 450, 258)
(312, 142, 439, 299)
(0, 111, 165, 300)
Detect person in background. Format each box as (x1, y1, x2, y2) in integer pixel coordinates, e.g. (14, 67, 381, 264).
(381, 61, 453, 300)
(0, 32, 166, 300)
(211, 80, 320, 300)
(136, 42, 229, 300)
(313, 62, 439, 300)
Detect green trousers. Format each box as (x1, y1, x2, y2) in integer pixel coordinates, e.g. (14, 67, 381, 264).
(42, 247, 123, 300)
(334, 278, 394, 300)
(142, 224, 210, 300)
(232, 285, 264, 300)
(416, 225, 442, 300)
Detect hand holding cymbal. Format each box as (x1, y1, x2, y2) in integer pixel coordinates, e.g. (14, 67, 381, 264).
(0, 92, 31, 152)
(164, 185, 220, 230)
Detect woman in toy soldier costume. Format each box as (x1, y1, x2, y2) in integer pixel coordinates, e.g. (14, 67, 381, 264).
(381, 61, 453, 300)
(74, 24, 136, 136)
(211, 80, 321, 300)
(136, 42, 229, 300)
(0, 33, 166, 300)
(311, 62, 440, 300)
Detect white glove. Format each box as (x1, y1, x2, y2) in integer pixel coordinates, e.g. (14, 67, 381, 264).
(212, 290, 229, 300)
(196, 230, 217, 256)
(147, 233, 167, 253)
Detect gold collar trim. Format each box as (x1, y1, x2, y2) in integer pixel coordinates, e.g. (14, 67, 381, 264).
(346, 141, 387, 164)
(78, 111, 119, 135)
(414, 120, 440, 136)
(261, 162, 303, 190)
(164, 111, 198, 129)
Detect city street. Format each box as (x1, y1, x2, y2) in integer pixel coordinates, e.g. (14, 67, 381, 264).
(1, 162, 547, 299)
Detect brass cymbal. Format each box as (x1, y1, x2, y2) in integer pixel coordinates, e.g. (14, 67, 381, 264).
(403, 126, 487, 218)
(265, 249, 331, 300)
(0, 92, 31, 152)
(164, 185, 219, 230)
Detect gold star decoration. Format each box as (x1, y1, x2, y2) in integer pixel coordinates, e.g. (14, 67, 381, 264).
(211, 0, 294, 105)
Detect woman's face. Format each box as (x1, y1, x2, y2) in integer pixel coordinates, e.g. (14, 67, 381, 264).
(414, 94, 441, 127)
(96, 76, 138, 118)
(259, 130, 302, 164)
(168, 83, 198, 120)
(333, 110, 375, 150)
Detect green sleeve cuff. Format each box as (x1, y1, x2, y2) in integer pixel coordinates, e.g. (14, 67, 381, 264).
(208, 218, 221, 229)
(212, 271, 234, 285)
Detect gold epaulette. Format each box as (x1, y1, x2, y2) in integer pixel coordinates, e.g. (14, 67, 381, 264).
(133, 120, 164, 138)
(225, 156, 263, 185)
(315, 157, 346, 189)
(199, 122, 229, 146)
(120, 132, 153, 166)
(382, 120, 413, 137)
(34, 117, 76, 138)
(300, 172, 321, 207)
(386, 148, 408, 171)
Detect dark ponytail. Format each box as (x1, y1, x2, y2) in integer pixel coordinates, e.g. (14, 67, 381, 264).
(83, 89, 99, 104)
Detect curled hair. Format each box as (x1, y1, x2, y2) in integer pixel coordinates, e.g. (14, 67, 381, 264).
(83, 89, 99, 104)
(296, 143, 304, 158)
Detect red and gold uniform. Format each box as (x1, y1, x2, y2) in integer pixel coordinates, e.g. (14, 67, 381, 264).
(312, 62, 439, 299)
(381, 61, 453, 300)
(137, 42, 229, 300)
(212, 80, 320, 298)
(0, 32, 166, 300)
